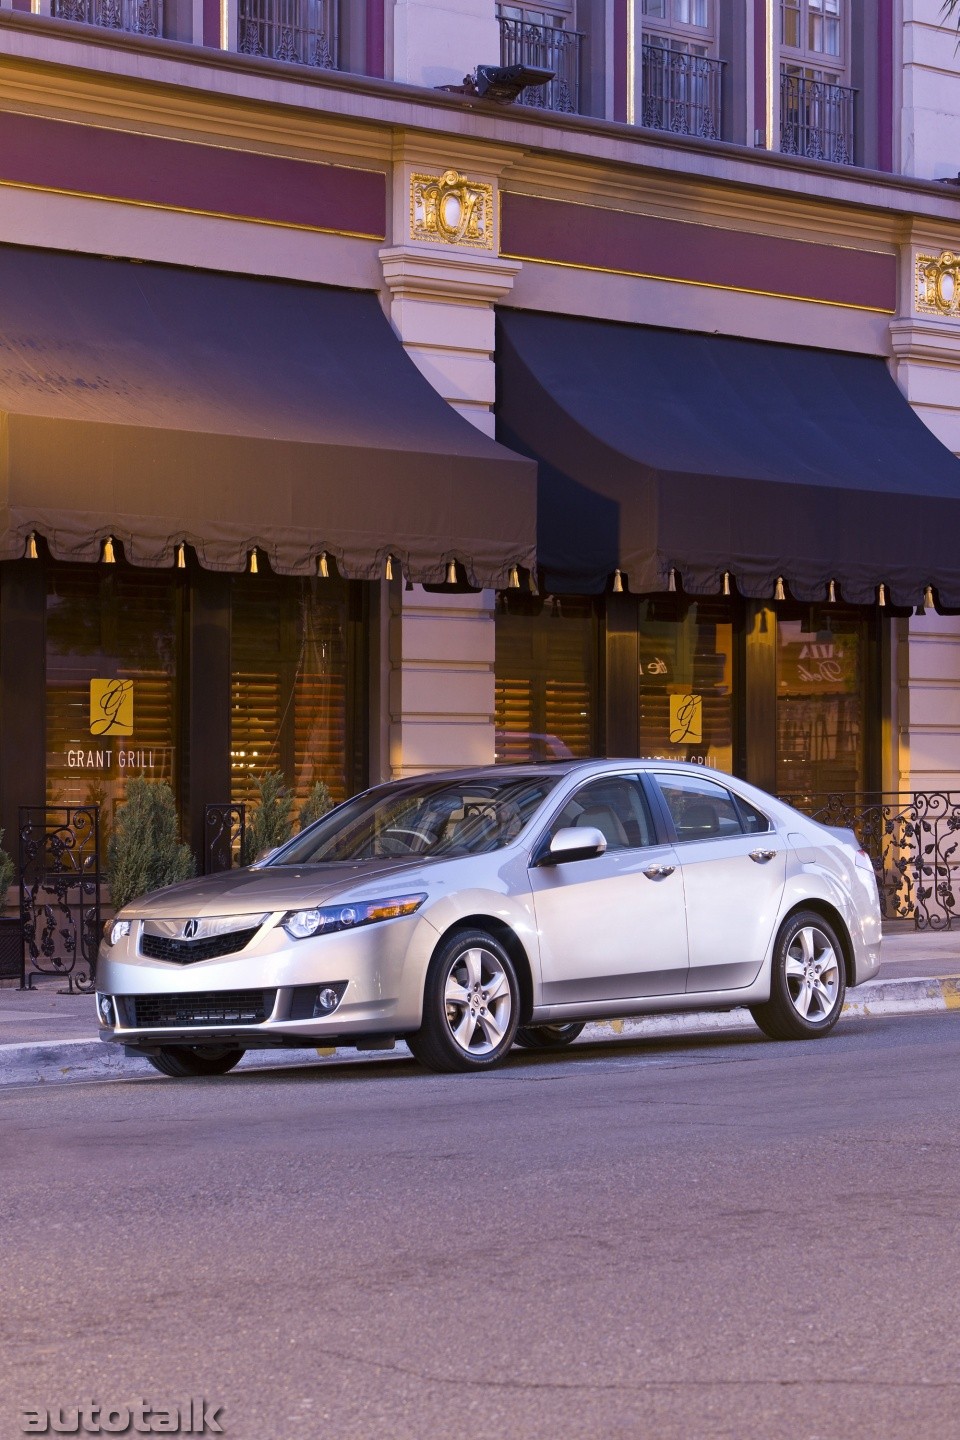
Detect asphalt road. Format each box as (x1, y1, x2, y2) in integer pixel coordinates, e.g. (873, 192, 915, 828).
(2, 1014, 959, 1440)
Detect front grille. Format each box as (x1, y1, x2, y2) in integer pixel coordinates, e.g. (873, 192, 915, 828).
(141, 928, 259, 963)
(132, 989, 276, 1028)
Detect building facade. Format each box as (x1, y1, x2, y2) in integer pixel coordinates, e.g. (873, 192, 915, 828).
(2, 0, 960, 868)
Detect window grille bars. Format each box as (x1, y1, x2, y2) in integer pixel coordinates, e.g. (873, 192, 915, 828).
(497, 15, 583, 114)
(51, 0, 161, 36)
(640, 43, 724, 139)
(779, 70, 855, 164)
(238, 0, 338, 68)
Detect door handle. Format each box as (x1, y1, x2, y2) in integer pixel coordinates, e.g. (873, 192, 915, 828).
(643, 864, 675, 880)
(749, 849, 778, 863)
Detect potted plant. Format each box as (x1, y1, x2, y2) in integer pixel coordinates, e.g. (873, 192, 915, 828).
(298, 779, 333, 831)
(0, 826, 21, 982)
(242, 771, 293, 864)
(106, 778, 196, 911)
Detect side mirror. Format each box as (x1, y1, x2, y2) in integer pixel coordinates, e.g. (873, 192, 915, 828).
(539, 826, 607, 865)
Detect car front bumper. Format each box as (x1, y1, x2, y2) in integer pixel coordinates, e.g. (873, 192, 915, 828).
(95, 911, 438, 1050)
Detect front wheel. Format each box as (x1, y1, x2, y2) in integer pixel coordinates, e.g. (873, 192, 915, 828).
(514, 1022, 585, 1052)
(407, 929, 520, 1073)
(750, 911, 846, 1041)
(146, 1045, 246, 1078)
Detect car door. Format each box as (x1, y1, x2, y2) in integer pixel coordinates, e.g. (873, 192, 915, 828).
(649, 771, 787, 994)
(529, 774, 689, 1003)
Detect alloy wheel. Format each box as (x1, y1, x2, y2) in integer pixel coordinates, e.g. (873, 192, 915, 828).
(443, 945, 513, 1058)
(783, 925, 841, 1022)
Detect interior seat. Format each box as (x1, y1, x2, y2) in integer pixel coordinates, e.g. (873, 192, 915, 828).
(574, 804, 629, 849)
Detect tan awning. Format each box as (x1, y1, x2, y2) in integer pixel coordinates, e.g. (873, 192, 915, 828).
(0, 246, 535, 586)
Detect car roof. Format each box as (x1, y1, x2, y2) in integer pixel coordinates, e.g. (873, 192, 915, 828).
(401, 759, 746, 785)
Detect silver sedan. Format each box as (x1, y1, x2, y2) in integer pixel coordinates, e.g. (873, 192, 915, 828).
(95, 761, 882, 1076)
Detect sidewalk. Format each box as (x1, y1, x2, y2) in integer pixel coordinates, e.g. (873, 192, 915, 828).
(1, 923, 958, 1086)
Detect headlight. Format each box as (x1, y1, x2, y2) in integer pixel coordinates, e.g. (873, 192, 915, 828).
(105, 919, 131, 947)
(281, 893, 427, 941)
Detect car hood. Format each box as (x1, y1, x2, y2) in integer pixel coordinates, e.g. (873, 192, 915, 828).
(123, 859, 437, 919)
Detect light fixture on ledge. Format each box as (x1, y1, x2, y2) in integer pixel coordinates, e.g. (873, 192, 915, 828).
(465, 63, 556, 103)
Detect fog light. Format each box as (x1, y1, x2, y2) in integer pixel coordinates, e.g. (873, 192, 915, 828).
(96, 993, 114, 1026)
(315, 987, 342, 1016)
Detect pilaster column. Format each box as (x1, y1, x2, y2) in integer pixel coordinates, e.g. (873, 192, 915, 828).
(379, 143, 521, 776)
(390, 0, 499, 90)
(889, 234, 960, 793)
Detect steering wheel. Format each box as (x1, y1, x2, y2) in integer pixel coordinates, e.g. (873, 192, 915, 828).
(378, 826, 436, 856)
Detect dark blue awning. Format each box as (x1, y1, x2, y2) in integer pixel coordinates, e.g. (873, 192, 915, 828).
(497, 310, 960, 606)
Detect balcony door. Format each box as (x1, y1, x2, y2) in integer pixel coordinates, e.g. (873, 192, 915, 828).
(639, 0, 721, 139)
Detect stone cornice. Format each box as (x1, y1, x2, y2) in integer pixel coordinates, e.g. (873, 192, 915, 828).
(380, 246, 520, 304)
(889, 317, 960, 366)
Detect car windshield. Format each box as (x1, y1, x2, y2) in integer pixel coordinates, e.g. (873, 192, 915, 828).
(269, 775, 560, 864)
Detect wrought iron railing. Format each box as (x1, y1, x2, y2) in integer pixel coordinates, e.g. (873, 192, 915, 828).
(641, 44, 724, 140)
(781, 791, 960, 931)
(498, 14, 582, 114)
(238, 0, 337, 67)
(51, 0, 162, 35)
(203, 803, 247, 875)
(779, 71, 856, 165)
(18, 806, 102, 992)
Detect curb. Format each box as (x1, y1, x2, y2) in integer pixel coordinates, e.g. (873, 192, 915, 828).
(2, 974, 959, 1088)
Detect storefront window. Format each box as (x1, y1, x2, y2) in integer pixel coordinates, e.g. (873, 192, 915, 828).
(46, 566, 180, 827)
(495, 595, 599, 762)
(230, 576, 353, 807)
(637, 599, 734, 772)
(776, 609, 869, 796)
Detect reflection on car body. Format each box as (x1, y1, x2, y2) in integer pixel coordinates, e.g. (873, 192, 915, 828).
(96, 760, 882, 1077)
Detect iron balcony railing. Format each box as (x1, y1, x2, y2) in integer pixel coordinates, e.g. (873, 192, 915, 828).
(640, 44, 724, 140)
(780, 791, 960, 931)
(497, 14, 582, 114)
(238, 0, 337, 68)
(780, 71, 856, 164)
(51, 0, 161, 36)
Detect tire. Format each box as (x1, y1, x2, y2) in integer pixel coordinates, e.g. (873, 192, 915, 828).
(750, 910, 847, 1041)
(407, 928, 520, 1073)
(514, 1022, 585, 1051)
(146, 1045, 246, 1078)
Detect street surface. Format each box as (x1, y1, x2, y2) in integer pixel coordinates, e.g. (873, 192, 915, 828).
(1, 1013, 959, 1440)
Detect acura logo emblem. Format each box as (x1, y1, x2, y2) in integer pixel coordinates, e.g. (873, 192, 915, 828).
(182, 919, 200, 940)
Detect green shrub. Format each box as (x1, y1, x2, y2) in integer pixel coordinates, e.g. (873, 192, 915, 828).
(243, 771, 293, 864)
(107, 778, 195, 911)
(0, 828, 13, 910)
(298, 780, 333, 831)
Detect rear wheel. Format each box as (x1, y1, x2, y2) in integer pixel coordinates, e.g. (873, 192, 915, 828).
(751, 910, 846, 1041)
(514, 1022, 585, 1051)
(146, 1045, 246, 1078)
(407, 928, 520, 1073)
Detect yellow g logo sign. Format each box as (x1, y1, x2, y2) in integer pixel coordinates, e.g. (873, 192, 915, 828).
(669, 692, 702, 745)
(90, 680, 134, 736)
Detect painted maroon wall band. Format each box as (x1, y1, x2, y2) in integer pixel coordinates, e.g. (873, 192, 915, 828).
(500, 192, 897, 311)
(0, 111, 387, 238)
